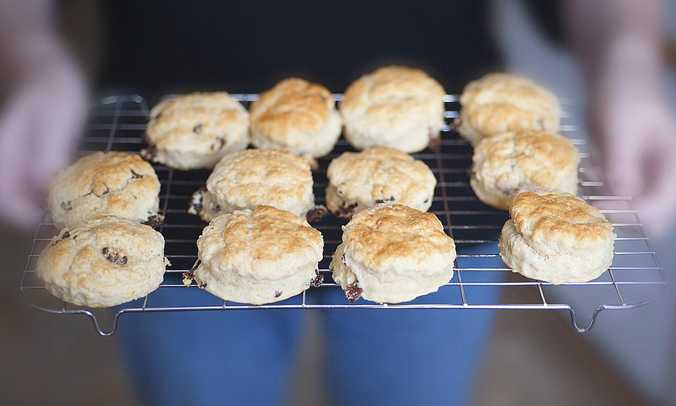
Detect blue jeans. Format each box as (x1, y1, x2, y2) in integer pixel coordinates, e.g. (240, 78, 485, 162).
(118, 252, 501, 406)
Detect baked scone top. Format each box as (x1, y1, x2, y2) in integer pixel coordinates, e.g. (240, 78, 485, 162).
(510, 192, 614, 252)
(147, 92, 248, 151)
(472, 130, 579, 192)
(251, 78, 335, 138)
(342, 204, 455, 269)
(49, 152, 160, 226)
(459, 73, 560, 140)
(327, 147, 436, 205)
(197, 206, 323, 277)
(206, 149, 313, 213)
(340, 66, 445, 128)
(36, 217, 166, 306)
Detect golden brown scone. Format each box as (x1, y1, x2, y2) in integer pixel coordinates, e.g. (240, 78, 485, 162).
(330, 204, 456, 303)
(326, 147, 436, 218)
(48, 152, 161, 228)
(36, 217, 168, 307)
(470, 130, 579, 210)
(340, 66, 445, 152)
(457, 73, 560, 144)
(189, 149, 315, 221)
(193, 206, 324, 305)
(144, 92, 249, 169)
(250, 78, 341, 158)
(499, 192, 615, 284)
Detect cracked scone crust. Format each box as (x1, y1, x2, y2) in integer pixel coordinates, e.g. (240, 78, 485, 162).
(250, 78, 341, 158)
(36, 217, 167, 307)
(144, 92, 249, 169)
(48, 152, 161, 228)
(330, 204, 456, 303)
(192, 149, 315, 221)
(471, 130, 579, 210)
(194, 206, 324, 305)
(499, 192, 615, 284)
(457, 73, 560, 145)
(340, 66, 445, 153)
(326, 147, 436, 218)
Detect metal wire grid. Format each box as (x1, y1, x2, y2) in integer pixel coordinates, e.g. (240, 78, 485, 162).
(19, 94, 665, 336)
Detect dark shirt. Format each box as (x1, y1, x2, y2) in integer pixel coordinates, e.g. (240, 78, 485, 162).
(99, 0, 500, 93)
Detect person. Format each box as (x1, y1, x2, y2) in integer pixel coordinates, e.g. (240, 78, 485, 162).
(0, 1, 673, 405)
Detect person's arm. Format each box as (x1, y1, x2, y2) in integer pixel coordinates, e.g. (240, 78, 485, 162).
(0, 0, 87, 228)
(566, 0, 676, 235)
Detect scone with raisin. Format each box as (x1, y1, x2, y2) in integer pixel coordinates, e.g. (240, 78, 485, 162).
(36, 217, 168, 307)
(499, 192, 615, 284)
(470, 130, 579, 210)
(48, 152, 161, 228)
(330, 204, 456, 304)
(192, 206, 324, 305)
(143, 92, 249, 170)
(326, 147, 436, 218)
(456, 73, 560, 145)
(250, 78, 341, 159)
(340, 66, 445, 152)
(189, 149, 315, 221)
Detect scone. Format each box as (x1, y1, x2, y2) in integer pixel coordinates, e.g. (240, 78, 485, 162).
(456, 73, 560, 145)
(250, 78, 341, 159)
(470, 130, 579, 210)
(499, 192, 615, 284)
(48, 152, 161, 228)
(189, 149, 315, 221)
(330, 204, 456, 303)
(36, 217, 168, 307)
(192, 206, 324, 305)
(340, 66, 445, 152)
(326, 147, 436, 218)
(143, 92, 249, 170)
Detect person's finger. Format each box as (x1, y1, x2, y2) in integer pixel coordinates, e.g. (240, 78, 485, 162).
(602, 127, 643, 198)
(634, 174, 676, 236)
(582, 164, 602, 184)
(0, 186, 44, 228)
(584, 137, 604, 182)
(0, 91, 44, 227)
(634, 128, 676, 234)
(634, 183, 676, 237)
(26, 70, 87, 192)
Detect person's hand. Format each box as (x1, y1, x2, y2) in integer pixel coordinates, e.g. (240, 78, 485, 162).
(591, 61, 676, 236)
(0, 41, 87, 228)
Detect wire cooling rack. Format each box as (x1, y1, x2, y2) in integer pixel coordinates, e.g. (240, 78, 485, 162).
(19, 94, 665, 336)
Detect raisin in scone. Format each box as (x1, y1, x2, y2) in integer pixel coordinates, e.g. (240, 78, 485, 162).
(36, 217, 168, 307)
(189, 149, 315, 221)
(48, 152, 161, 228)
(340, 66, 445, 153)
(250, 78, 341, 158)
(326, 147, 436, 218)
(330, 204, 456, 303)
(470, 130, 579, 210)
(499, 192, 615, 284)
(456, 73, 560, 145)
(192, 206, 324, 305)
(144, 92, 249, 170)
